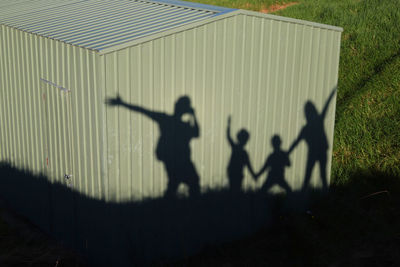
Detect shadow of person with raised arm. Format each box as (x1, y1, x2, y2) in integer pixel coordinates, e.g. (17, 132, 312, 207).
(257, 135, 292, 194)
(106, 95, 200, 198)
(226, 116, 257, 193)
(288, 88, 337, 192)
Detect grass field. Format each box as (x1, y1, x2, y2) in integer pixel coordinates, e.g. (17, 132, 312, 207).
(1, 0, 399, 266)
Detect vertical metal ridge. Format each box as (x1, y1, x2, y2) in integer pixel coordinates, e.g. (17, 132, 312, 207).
(55, 41, 63, 182)
(24, 32, 34, 171)
(38, 35, 45, 172)
(6, 27, 13, 162)
(292, 24, 305, 189)
(128, 46, 135, 199)
(308, 27, 316, 100)
(51, 39, 59, 182)
(271, 20, 281, 153)
(310, 28, 320, 188)
(172, 34, 176, 103)
(297, 24, 313, 188)
(43, 39, 51, 181)
(246, 15, 256, 190)
(235, 15, 246, 186)
(83, 48, 91, 194)
(1, 27, 9, 160)
(181, 24, 187, 96)
(324, 31, 333, 101)
(201, 27, 206, 188)
(149, 40, 154, 196)
(125, 48, 132, 200)
(0, 26, 5, 160)
(32, 35, 41, 172)
(86, 50, 95, 197)
(8, 28, 15, 163)
(218, 19, 227, 184)
(32, 34, 40, 173)
(0, 27, 3, 160)
(55, 42, 63, 182)
(317, 29, 327, 106)
(230, 16, 237, 115)
(53, 41, 62, 182)
(72, 46, 82, 192)
(18, 31, 28, 169)
(312, 28, 321, 105)
(79, 48, 88, 194)
(100, 53, 108, 201)
(66, 43, 74, 191)
(112, 52, 119, 201)
(209, 22, 217, 187)
(261, 19, 273, 182)
(138, 44, 143, 199)
(280, 23, 289, 137)
(238, 15, 246, 129)
(160, 37, 166, 194)
(9, 29, 18, 164)
(286, 23, 297, 186)
(254, 18, 265, 178)
(193, 27, 202, 188)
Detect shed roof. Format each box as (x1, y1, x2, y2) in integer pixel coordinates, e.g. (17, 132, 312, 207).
(1, 0, 342, 53)
(0, 0, 235, 51)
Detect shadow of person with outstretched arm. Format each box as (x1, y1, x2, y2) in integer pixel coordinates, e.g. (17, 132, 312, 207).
(106, 95, 200, 198)
(257, 135, 292, 194)
(226, 116, 257, 193)
(288, 88, 337, 192)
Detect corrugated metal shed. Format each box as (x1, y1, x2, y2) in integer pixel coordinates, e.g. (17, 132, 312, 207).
(0, 0, 343, 265)
(0, 0, 236, 51)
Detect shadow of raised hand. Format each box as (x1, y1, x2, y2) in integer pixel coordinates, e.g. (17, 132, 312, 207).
(105, 94, 123, 106)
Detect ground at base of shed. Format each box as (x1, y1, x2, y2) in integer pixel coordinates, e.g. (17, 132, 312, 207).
(0, 198, 86, 267)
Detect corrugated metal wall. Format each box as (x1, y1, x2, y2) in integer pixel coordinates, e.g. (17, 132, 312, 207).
(103, 13, 341, 201)
(0, 25, 104, 199)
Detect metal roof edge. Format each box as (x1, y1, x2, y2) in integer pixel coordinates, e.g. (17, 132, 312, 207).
(237, 10, 343, 32)
(143, 0, 236, 14)
(97, 9, 241, 54)
(98, 8, 342, 55)
(0, 0, 85, 22)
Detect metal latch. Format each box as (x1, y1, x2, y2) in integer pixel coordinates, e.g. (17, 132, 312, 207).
(40, 78, 71, 93)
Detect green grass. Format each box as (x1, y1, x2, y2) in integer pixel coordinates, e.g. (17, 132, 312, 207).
(275, 0, 400, 184)
(186, 0, 290, 11)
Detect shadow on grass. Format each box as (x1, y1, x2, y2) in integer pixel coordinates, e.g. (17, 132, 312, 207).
(170, 169, 400, 266)
(0, 162, 316, 266)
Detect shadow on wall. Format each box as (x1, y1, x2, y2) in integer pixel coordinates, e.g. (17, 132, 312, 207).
(106, 95, 201, 198)
(0, 88, 336, 266)
(223, 88, 336, 195)
(105, 89, 336, 198)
